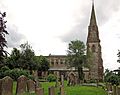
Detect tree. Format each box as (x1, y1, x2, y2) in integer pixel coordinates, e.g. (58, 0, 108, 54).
(107, 74, 119, 86)
(20, 42, 38, 70)
(34, 55, 49, 77)
(117, 50, 120, 63)
(0, 12, 8, 66)
(104, 69, 120, 85)
(67, 40, 86, 83)
(104, 69, 113, 82)
(36, 56, 49, 71)
(6, 48, 21, 69)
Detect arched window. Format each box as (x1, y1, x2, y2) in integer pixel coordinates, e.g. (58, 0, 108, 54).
(92, 45, 96, 52)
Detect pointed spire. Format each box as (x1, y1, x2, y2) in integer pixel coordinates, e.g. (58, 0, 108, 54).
(89, 1, 97, 26)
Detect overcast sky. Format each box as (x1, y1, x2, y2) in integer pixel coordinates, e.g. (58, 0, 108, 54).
(0, 0, 120, 70)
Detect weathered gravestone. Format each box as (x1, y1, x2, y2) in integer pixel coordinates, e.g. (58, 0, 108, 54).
(49, 86, 55, 95)
(60, 86, 64, 95)
(1, 76, 13, 95)
(117, 86, 120, 95)
(61, 75, 64, 86)
(27, 79, 35, 93)
(0, 79, 2, 95)
(107, 83, 113, 95)
(55, 76, 59, 87)
(16, 75, 27, 95)
(113, 85, 117, 95)
(106, 83, 109, 91)
(35, 88, 44, 95)
(108, 83, 113, 91)
(68, 73, 76, 86)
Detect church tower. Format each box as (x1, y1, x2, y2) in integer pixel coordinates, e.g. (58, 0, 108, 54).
(87, 3, 104, 81)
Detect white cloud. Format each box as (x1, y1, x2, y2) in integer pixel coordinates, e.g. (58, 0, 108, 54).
(1, 0, 120, 70)
(6, 24, 25, 48)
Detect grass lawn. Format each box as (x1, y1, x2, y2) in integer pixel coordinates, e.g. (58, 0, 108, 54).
(13, 81, 107, 95)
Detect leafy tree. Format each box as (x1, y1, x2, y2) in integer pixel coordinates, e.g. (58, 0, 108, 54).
(104, 69, 120, 85)
(104, 69, 113, 82)
(67, 40, 86, 83)
(35, 55, 49, 77)
(36, 56, 49, 71)
(6, 48, 21, 69)
(20, 42, 38, 70)
(107, 74, 119, 86)
(117, 50, 120, 63)
(0, 12, 8, 66)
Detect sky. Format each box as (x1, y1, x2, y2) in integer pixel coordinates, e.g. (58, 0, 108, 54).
(0, 0, 120, 70)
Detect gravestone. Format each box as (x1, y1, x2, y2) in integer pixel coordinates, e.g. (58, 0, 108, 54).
(27, 79, 35, 93)
(0, 79, 2, 95)
(113, 85, 117, 95)
(108, 83, 112, 91)
(33, 70, 39, 88)
(35, 88, 44, 95)
(117, 87, 120, 95)
(16, 75, 27, 95)
(1, 76, 13, 95)
(55, 76, 59, 87)
(60, 86, 64, 95)
(49, 86, 55, 95)
(61, 75, 64, 86)
(106, 83, 109, 91)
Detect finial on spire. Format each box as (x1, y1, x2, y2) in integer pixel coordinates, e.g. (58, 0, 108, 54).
(92, 0, 94, 6)
(89, 0, 97, 26)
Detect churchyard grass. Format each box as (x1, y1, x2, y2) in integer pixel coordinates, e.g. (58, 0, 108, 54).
(13, 81, 107, 95)
(41, 81, 107, 95)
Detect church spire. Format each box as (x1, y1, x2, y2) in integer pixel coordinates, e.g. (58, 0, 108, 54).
(89, 1, 97, 26)
(87, 1, 104, 81)
(87, 2, 100, 43)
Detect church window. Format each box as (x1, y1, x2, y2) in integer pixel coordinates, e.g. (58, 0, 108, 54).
(56, 61, 58, 64)
(51, 59, 54, 65)
(60, 59, 63, 64)
(56, 59, 58, 64)
(60, 61, 63, 64)
(92, 45, 96, 52)
(51, 62, 54, 65)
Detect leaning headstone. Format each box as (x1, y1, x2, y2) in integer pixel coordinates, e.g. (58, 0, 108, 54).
(0, 79, 2, 95)
(55, 76, 59, 87)
(33, 70, 39, 88)
(27, 79, 35, 93)
(61, 75, 64, 86)
(16, 75, 27, 95)
(113, 85, 117, 95)
(1, 76, 13, 95)
(35, 88, 44, 95)
(49, 86, 55, 95)
(106, 83, 109, 91)
(107, 83, 113, 95)
(116, 86, 120, 95)
(60, 86, 64, 95)
(108, 83, 112, 91)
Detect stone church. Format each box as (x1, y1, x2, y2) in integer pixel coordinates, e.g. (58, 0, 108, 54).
(44, 3, 104, 81)
(86, 3, 104, 81)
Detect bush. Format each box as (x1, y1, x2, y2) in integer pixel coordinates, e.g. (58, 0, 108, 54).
(89, 79, 96, 83)
(47, 74, 56, 82)
(9, 69, 30, 80)
(107, 74, 119, 86)
(0, 66, 10, 72)
(28, 75, 35, 80)
(0, 66, 10, 79)
(0, 68, 32, 80)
